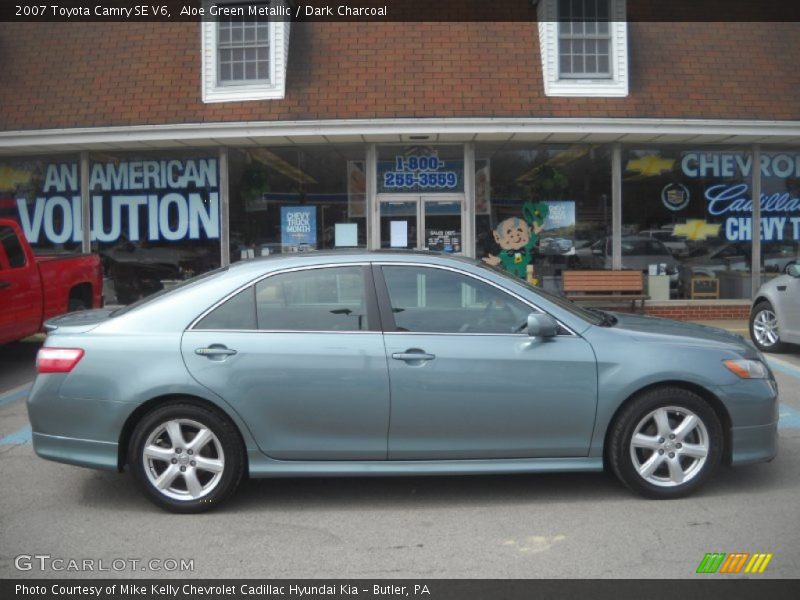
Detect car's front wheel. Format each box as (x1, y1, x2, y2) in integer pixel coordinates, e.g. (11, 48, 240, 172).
(608, 387, 723, 499)
(750, 301, 786, 353)
(129, 402, 244, 513)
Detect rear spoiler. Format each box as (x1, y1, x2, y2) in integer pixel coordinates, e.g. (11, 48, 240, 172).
(44, 309, 116, 334)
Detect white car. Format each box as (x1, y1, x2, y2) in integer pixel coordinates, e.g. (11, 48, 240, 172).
(640, 229, 688, 257)
(750, 264, 800, 352)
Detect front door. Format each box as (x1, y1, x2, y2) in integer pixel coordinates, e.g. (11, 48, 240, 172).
(0, 224, 41, 343)
(376, 264, 598, 460)
(378, 194, 465, 254)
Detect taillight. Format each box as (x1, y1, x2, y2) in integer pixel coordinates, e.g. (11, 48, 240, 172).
(36, 348, 85, 374)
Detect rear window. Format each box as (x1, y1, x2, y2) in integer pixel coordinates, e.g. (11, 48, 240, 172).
(0, 225, 26, 268)
(110, 266, 228, 317)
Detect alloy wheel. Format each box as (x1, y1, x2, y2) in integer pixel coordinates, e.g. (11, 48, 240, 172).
(142, 418, 225, 501)
(752, 309, 780, 347)
(629, 406, 709, 488)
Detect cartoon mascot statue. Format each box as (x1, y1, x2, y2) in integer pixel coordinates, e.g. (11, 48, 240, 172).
(482, 201, 549, 285)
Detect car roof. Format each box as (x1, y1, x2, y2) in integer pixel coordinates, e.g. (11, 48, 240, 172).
(225, 249, 483, 275)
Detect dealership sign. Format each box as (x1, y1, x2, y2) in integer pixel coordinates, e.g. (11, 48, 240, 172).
(14, 159, 219, 244)
(679, 152, 800, 242)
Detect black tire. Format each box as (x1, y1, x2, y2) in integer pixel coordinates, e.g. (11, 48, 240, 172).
(67, 297, 88, 312)
(128, 402, 244, 513)
(608, 387, 723, 499)
(750, 301, 787, 353)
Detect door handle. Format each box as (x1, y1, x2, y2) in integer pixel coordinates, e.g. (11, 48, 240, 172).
(392, 350, 436, 362)
(195, 346, 237, 357)
(0, 281, 10, 289)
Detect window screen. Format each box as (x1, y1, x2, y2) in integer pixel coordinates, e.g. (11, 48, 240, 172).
(558, 0, 612, 78)
(217, 5, 271, 84)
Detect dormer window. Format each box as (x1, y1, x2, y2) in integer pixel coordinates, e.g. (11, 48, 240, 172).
(538, 0, 628, 97)
(201, 1, 290, 103)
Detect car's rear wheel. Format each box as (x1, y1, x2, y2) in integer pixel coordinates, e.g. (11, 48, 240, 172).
(608, 387, 723, 499)
(750, 301, 786, 353)
(129, 402, 244, 513)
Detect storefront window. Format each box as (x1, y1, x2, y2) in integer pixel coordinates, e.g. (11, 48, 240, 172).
(0, 154, 82, 254)
(761, 149, 800, 277)
(474, 144, 611, 292)
(88, 151, 221, 304)
(228, 145, 367, 257)
(622, 147, 754, 299)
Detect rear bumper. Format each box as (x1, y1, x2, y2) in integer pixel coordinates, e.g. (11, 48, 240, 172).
(730, 422, 778, 466)
(32, 432, 118, 471)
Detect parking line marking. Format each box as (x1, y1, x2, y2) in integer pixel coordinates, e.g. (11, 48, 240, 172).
(767, 357, 800, 380)
(779, 403, 800, 429)
(0, 425, 32, 445)
(0, 383, 31, 407)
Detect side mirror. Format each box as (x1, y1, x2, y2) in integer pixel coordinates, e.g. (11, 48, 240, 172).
(787, 263, 800, 278)
(527, 313, 558, 338)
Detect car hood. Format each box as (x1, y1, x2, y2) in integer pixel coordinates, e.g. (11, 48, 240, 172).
(606, 312, 758, 357)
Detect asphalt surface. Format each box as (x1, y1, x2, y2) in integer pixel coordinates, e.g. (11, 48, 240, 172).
(1, 333, 799, 579)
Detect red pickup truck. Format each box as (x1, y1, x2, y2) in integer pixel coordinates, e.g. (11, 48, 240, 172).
(0, 218, 103, 345)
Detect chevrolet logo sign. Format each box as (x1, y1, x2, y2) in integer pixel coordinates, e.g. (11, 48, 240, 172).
(626, 155, 675, 176)
(673, 220, 721, 241)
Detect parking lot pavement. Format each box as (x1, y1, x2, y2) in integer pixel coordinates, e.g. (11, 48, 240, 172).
(1, 339, 799, 579)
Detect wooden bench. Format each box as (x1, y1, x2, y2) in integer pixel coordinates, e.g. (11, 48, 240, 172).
(562, 270, 649, 311)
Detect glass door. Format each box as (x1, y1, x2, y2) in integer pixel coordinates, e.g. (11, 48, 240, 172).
(378, 194, 464, 253)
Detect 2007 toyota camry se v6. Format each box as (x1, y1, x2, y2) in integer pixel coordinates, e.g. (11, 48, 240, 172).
(27, 252, 778, 512)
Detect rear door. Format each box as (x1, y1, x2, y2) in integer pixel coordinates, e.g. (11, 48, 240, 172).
(181, 264, 391, 460)
(0, 224, 41, 342)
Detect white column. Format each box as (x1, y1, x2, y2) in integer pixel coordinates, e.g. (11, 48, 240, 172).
(751, 144, 761, 297)
(463, 142, 476, 258)
(219, 147, 230, 267)
(80, 152, 90, 253)
(366, 144, 378, 250)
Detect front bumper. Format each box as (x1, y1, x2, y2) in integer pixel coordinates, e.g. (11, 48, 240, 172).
(730, 422, 778, 466)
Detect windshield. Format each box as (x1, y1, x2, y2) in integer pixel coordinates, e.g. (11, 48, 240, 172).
(473, 261, 604, 326)
(110, 266, 228, 318)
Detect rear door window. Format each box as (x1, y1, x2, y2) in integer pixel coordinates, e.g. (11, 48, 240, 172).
(255, 266, 370, 331)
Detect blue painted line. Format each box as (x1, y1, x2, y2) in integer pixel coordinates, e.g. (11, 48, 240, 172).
(779, 403, 800, 429)
(767, 357, 800, 381)
(0, 425, 32, 445)
(0, 385, 31, 407)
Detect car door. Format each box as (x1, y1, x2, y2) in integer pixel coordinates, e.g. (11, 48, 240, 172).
(0, 224, 41, 343)
(181, 264, 391, 460)
(376, 263, 598, 460)
(776, 272, 800, 341)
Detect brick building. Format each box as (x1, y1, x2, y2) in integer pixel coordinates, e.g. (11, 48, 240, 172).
(1, 1, 799, 316)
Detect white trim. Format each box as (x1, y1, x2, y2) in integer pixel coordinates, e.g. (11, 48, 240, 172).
(2, 117, 800, 152)
(538, 0, 628, 98)
(201, 1, 290, 103)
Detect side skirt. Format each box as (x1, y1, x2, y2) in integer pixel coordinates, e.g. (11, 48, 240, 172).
(247, 452, 603, 478)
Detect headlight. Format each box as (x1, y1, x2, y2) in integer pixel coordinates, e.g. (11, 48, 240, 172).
(723, 359, 770, 379)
